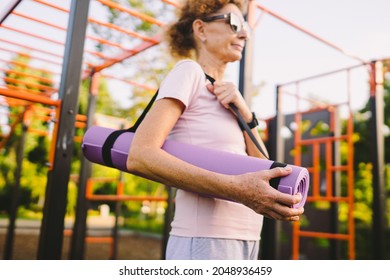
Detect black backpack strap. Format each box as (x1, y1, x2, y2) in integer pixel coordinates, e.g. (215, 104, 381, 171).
(101, 73, 269, 167)
(101, 128, 128, 167)
(101, 90, 158, 167)
(269, 161, 288, 189)
(128, 90, 159, 133)
(206, 73, 268, 159)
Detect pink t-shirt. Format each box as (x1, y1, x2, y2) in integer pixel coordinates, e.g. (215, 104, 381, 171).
(157, 59, 263, 241)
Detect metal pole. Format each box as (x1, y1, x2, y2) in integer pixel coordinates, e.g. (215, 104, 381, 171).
(37, 0, 91, 259)
(69, 72, 98, 259)
(0, 0, 23, 25)
(161, 186, 175, 260)
(369, 60, 386, 259)
(260, 86, 283, 260)
(330, 109, 341, 259)
(111, 172, 123, 260)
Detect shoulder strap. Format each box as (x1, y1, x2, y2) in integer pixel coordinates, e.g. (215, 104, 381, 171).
(205, 73, 269, 159)
(101, 90, 158, 167)
(102, 73, 269, 167)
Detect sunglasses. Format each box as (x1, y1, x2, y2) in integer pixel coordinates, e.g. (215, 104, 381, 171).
(202, 12, 251, 38)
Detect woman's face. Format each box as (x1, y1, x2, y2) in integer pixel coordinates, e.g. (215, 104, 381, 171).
(200, 3, 249, 63)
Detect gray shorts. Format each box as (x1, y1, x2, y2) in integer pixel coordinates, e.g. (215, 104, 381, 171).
(165, 235, 260, 260)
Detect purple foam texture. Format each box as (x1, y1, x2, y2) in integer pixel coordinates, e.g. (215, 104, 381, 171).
(82, 126, 309, 208)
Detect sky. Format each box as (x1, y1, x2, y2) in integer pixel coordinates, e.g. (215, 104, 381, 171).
(246, 0, 390, 119)
(0, 0, 389, 121)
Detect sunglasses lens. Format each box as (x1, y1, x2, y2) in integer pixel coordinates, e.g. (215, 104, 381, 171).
(229, 13, 242, 32)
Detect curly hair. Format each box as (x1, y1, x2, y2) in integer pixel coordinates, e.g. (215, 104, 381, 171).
(165, 0, 246, 58)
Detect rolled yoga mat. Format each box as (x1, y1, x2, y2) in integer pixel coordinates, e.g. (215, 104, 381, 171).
(82, 126, 309, 208)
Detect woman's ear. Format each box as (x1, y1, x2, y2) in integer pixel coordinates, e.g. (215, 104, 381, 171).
(192, 19, 207, 43)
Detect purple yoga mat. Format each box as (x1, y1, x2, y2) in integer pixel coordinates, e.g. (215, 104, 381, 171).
(82, 126, 309, 208)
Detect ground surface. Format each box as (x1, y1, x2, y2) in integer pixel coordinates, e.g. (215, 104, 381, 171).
(0, 218, 162, 260)
(0, 233, 162, 260)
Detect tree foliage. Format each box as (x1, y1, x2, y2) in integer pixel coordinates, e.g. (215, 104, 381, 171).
(352, 60, 390, 228)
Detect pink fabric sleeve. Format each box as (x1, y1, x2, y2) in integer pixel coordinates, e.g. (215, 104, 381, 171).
(156, 59, 205, 107)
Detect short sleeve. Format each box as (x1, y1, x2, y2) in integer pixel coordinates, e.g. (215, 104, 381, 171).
(156, 60, 204, 108)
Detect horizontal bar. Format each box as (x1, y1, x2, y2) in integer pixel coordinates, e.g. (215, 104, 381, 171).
(0, 87, 61, 106)
(298, 135, 349, 145)
(298, 230, 350, 240)
(86, 194, 167, 202)
(306, 196, 350, 203)
(101, 74, 156, 91)
(97, 0, 164, 26)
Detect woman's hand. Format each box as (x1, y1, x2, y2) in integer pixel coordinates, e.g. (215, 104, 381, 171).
(233, 166, 304, 221)
(207, 81, 252, 122)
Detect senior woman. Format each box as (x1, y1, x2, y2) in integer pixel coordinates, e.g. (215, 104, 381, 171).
(127, 0, 304, 260)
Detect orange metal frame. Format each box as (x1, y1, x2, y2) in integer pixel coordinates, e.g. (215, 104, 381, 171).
(81, 177, 167, 259)
(0, 0, 379, 260)
(278, 66, 358, 259)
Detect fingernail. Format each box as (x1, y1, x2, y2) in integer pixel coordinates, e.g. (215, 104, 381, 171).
(285, 166, 292, 171)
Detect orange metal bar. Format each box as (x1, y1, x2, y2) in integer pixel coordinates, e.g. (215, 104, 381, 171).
(31, 0, 161, 49)
(32, 0, 68, 11)
(0, 45, 62, 66)
(1, 25, 64, 46)
(255, 3, 366, 63)
(5, 12, 122, 62)
(85, 237, 113, 243)
(312, 142, 320, 197)
(3, 84, 50, 96)
(12, 10, 67, 33)
(161, 0, 179, 7)
(97, 0, 164, 26)
(1, 98, 29, 107)
(117, 181, 124, 196)
(306, 196, 349, 203)
(0, 38, 62, 59)
(86, 194, 167, 202)
(0, 58, 60, 76)
(89, 17, 159, 44)
(101, 74, 157, 91)
(86, 179, 94, 197)
(85, 34, 130, 51)
(93, 34, 161, 73)
(47, 105, 60, 170)
(298, 231, 350, 240)
(325, 140, 333, 198)
(0, 68, 55, 85)
(329, 165, 348, 172)
(0, 87, 60, 106)
(63, 230, 113, 244)
(347, 115, 355, 259)
(85, 178, 167, 202)
(3, 77, 57, 92)
(76, 114, 87, 122)
(21, 1, 131, 50)
(298, 135, 349, 145)
(75, 122, 86, 129)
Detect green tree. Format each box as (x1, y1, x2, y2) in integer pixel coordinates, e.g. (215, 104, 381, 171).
(0, 53, 54, 214)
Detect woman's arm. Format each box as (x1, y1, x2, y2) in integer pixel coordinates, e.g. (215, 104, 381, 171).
(127, 97, 304, 221)
(243, 127, 269, 159)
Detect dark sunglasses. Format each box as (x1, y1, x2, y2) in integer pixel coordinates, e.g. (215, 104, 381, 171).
(202, 12, 251, 38)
